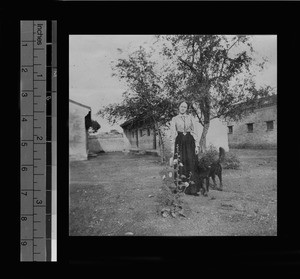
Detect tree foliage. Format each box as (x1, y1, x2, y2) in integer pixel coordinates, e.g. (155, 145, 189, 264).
(97, 46, 178, 162)
(97, 47, 176, 127)
(90, 120, 101, 133)
(158, 35, 275, 121)
(98, 35, 275, 154)
(156, 35, 275, 151)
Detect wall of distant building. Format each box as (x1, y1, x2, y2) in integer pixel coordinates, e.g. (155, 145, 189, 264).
(227, 103, 277, 149)
(121, 117, 229, 154)
(123, 127, 156, 150)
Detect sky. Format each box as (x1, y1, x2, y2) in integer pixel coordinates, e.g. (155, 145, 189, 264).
(69, 35, 277, 132)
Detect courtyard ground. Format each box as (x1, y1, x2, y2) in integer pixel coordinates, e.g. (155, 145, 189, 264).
(69, 149, 277, 236)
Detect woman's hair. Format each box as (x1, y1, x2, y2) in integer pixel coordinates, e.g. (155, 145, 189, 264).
(178, 100, 191, 113)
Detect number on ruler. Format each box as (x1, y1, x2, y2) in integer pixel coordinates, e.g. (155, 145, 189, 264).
(46, 96, 51, 101)
(21, 167, 28, 171)
(21, 192, 28, 196)
(21, 142, 28, 147)
(22, 92, 28, 97)
(36, 136, 43, 141)
(53, 70, 57, 77)
(21, 68, 28, 73)
(21, 241, 27, 246)
(22, 117, 27, 122)
(21, 216, 27, 221)
(36, 200, 43, 204)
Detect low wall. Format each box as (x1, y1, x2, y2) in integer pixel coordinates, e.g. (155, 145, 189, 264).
(88, 134, 125, 153)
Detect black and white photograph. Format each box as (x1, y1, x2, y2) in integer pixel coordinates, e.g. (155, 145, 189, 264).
(11, 0, 300, 269)
(69, 34, 277, 236)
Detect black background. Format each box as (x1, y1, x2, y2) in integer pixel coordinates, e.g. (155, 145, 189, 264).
(4, 0, 300, 274)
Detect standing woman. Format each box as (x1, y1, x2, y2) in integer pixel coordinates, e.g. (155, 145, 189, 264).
(170, 101, 200, 195)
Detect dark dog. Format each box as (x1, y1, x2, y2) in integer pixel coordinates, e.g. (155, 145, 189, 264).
(194, 147, 225, 196)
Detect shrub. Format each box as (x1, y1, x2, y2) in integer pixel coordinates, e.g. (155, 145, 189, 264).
(158, 166, 188, 218)
(223, 152, 240, 169)
(198, 145, 219, 168)
(156, 178, 176, 207)
(198, 145, 241, 170)
(163, 148, 173, 165)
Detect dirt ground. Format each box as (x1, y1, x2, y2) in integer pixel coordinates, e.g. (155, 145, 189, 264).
(69, 149, 277, 236)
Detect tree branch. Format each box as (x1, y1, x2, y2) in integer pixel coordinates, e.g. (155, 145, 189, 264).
(178, 57, 197, 73)
(216, 37, 241, 81)
(191, 105, 203, 126)
(228, 37, 241, 52)
(210, 115, 219, 121)
(191, 36, 195, 66)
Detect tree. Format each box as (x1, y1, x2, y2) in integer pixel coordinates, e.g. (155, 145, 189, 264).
(157, 35, 275, 152)
(85, 113, 101, 133)
(97, 47, 177, 162)
(90, 120, 101, 133)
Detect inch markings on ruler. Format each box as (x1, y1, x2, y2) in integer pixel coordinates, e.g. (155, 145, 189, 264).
(21, 20, 46, 262)
(20, 20, 56, 262)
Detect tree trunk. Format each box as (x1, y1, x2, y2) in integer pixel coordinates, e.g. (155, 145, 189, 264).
(198, 87, 211, 153)
(158, 130, 165, 163)
(199, 121, 210, 153)
(154, 121, 165, 163)
(199, 98, 210, 153)
(153, 126, 156, 149)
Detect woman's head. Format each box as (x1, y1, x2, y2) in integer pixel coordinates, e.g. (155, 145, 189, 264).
(178, 101, 189, 114)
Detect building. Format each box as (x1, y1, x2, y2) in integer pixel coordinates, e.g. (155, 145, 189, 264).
(120, 116, 229, 156)
(227, 95, 277, 149)
(121, 118, 157, 151)
(69, 99, 91, 161)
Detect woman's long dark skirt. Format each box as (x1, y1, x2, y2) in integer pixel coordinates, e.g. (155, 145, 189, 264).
(173, 132, 200, 195)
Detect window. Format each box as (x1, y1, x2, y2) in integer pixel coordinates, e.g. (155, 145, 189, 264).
(266, 120, 274, 131)
(140, 129, 143, 137)
(147, 128, 150, 136)
(228, 126, 233, 134)
(247, 123, 254, 133)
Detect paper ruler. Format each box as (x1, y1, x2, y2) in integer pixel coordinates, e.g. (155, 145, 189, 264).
(20, 20, 57, 261)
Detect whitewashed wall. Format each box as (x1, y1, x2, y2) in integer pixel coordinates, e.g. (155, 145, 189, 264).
(198, 118, 229, 152)
(69, 102, 90, 161)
